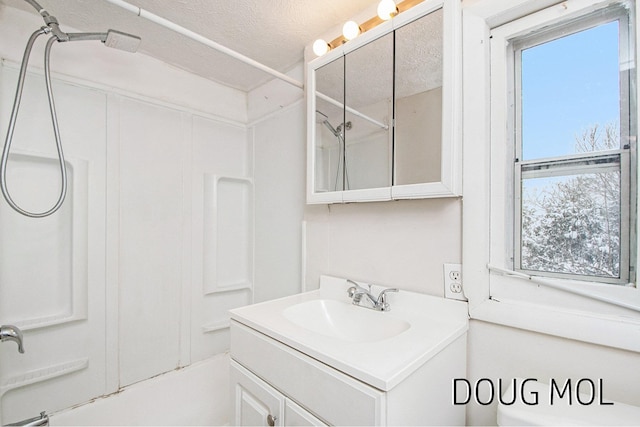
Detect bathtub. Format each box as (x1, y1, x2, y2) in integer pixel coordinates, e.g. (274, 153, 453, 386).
(50, 353, 230, 426)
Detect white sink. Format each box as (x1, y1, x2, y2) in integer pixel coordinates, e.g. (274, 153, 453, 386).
(230, 275, 468, 391)
(282, 299, 411, 343)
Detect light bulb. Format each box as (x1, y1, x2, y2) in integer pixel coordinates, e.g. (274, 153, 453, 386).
(313, 39, 330, 56)
(342, 21, 361, 41)
(377, 0, 397, 20)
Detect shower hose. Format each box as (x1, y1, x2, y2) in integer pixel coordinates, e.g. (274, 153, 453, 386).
(0, 27, 67, 218)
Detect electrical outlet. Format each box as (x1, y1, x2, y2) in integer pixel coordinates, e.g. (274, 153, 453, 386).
(444, 263, 467, 301)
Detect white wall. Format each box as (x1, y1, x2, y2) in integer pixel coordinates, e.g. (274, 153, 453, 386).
(304, 198, 462, 293)
(251, 102, 306, 303)
(0, 5, 248, 424)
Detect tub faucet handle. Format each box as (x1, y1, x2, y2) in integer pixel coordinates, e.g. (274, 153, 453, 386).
(0, 324, 24, 353)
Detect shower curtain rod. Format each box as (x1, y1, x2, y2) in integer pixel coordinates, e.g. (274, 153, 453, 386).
(103, 0, 304, 89)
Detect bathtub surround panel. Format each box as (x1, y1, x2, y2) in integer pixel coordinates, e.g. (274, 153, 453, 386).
(117, 98, 251, 389)
(0, 65, 108, 423)
(199, 290, 249, 357)
(0, 155, 79, 324)
(215, 177, 252, 289)
(0, 154, 90, 330)
(197, 175, 253, 356)
(251, 104, 306, 303)
(190, 116, 250, 364)
(118, 98, 185, 386)
(0, 5, 247, 424)
(203, 175, 253, 293)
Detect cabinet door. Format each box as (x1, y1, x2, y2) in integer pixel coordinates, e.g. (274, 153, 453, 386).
(285, 399, 327, 426)
(231, 360, 283, 426)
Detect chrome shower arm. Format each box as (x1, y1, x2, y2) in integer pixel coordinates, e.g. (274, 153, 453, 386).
(22, 0, 141, 50)
(66, 32, 108, 43)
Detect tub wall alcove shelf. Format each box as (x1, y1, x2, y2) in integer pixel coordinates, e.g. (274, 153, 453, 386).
(0, 151, 89, 331)
(201, 174, 253, 335)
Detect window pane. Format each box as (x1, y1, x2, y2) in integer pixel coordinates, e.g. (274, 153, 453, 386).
(521, 21, 620, 160)
(521, 170, 621, 278)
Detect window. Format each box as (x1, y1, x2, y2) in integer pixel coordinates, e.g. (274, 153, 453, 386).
(463, 0, 640, 351)
(510, 5, 636, 284)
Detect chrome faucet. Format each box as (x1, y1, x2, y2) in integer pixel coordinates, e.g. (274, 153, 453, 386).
(1, 324, 24, 353)
(346, 279, 399, 311)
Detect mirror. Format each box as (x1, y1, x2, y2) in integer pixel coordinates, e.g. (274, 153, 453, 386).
(344, 33, 394, 191)
(308, 1, 459, 203)
(314, 56, 345, 193)
(395, 8, 443, 185)
(314, 34, 393, 194)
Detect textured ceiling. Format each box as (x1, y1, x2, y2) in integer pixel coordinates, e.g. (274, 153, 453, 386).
(0, 0, 378, 91)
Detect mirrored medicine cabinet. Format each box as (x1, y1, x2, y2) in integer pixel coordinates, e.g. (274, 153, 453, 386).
(306, 0, 461, 204)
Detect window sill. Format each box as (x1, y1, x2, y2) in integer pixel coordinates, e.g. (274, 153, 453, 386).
(470, 297, 640, 353)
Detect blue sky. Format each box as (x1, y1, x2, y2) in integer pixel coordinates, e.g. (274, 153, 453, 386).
(521, 20, 620, 160)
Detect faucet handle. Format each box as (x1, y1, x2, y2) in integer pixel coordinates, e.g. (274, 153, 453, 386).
(376, 288, 399, 311)
(346, 279, 370, 297)
(0, 324, 24, 353)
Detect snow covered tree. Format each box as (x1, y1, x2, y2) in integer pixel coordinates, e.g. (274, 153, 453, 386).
(521, 123, 621, 278)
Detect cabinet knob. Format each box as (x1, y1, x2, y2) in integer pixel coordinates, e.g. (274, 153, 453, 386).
(267, 414, 277, 426)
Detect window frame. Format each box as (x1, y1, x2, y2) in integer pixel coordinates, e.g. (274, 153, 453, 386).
(461, 0, 640, 353)
(510, 6, 636, 285)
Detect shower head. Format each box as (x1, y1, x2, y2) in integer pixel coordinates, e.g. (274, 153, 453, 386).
(65, 30, 141, 53)
(22, 0, 141, 52)
(104, 30, 141, 53)
(322, 120, 340, 137)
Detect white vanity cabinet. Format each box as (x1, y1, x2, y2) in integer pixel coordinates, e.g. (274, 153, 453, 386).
(229, 276, 469, 426)
(231, 360, 327, 426)
(231, 321, 386, 426)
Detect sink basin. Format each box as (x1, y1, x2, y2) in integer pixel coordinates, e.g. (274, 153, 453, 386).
(230, 275, 469, 390)
(282, 299, 410, 343)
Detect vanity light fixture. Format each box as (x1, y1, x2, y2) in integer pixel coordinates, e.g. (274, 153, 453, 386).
(312, 0, 423, 57)
(377, 0, 398, 20)
(342, 20, 361, 40)
(313, 39, 330, 56)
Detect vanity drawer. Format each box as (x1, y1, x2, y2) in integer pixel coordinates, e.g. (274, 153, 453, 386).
(230, 321, 385, 426)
